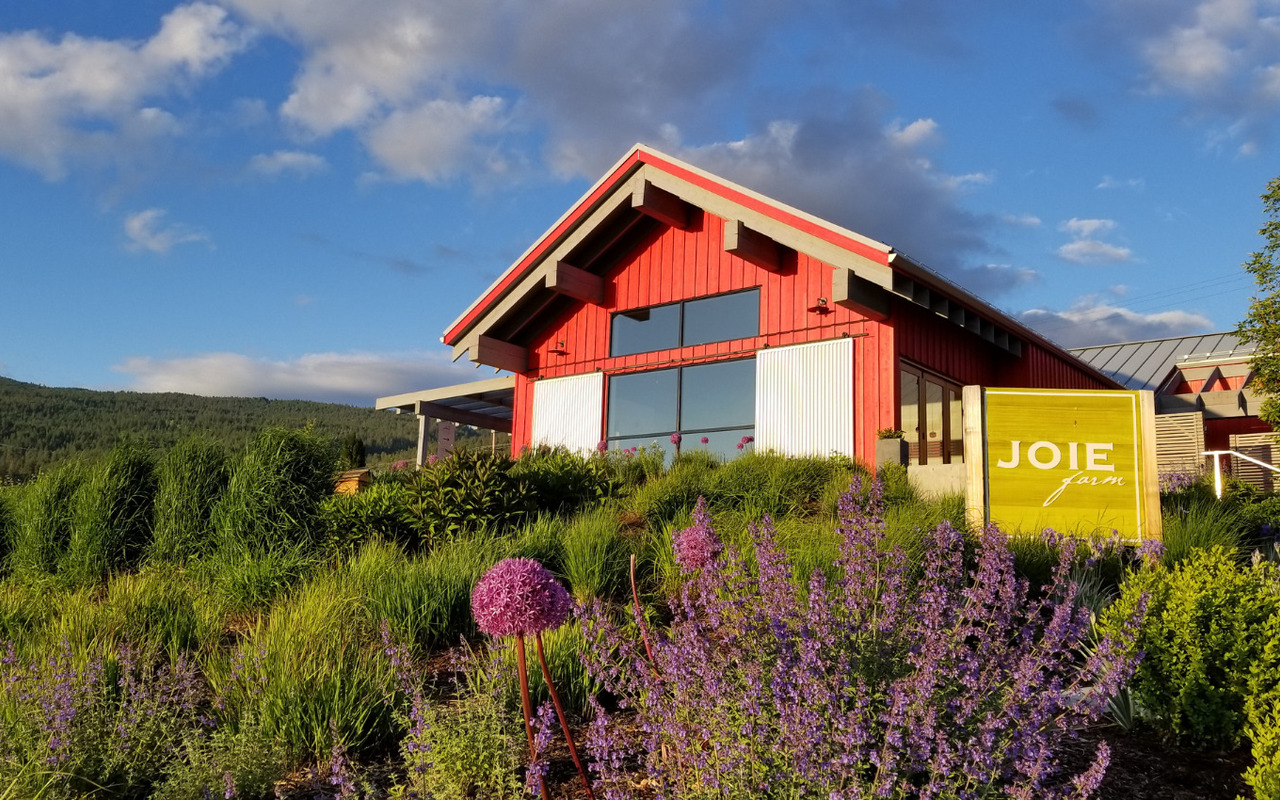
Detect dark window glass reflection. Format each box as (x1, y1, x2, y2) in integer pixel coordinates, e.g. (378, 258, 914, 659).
(681, 359, 755, 431)
(607, 368, 678, 437)
(610, 304, 680, 357)
(682, 290, 759, 347)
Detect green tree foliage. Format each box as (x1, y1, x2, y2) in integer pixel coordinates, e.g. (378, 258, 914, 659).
(1238, 176, 1280, 428)
(339, 434, 367, 469)
(0, 376, 418, 481)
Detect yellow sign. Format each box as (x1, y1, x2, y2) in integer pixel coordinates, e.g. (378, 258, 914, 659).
(963, 386, 1161, 541)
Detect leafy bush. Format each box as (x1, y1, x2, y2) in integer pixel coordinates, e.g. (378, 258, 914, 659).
(627, 457, 715, 525)
(512, 445, 619, 514)
(320, 481, 414, 554)
(1243, 612, 1280, 798)
(1100, 546, 1280, 749)
(211, 427, 337, 554)
(199, 542, 319, 612)
(582, 479, 1144, 799)
(149, 436, 230, 564)
(400, 450, 532, 549)
(0, 488, 16, 577)
(153, 715, 291, 800)
(61, 441, 158, 587)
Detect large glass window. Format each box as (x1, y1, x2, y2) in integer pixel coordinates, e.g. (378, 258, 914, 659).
(899, 364, 963, 465)
(607, 358, 755, 460)
(610, 289, 759, 357)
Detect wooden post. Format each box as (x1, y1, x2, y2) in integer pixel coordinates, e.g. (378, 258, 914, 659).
(416, 414, 429, 467)
(962, 385, 986, 532)
(437, 421, 457, 458)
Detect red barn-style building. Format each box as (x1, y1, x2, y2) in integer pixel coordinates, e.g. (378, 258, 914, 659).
(379, 145, 1117, 477)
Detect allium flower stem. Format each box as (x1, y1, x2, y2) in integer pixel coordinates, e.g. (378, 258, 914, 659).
(515, 636, 551, 800)
(535, 633, 596, 799)
(630, 555, 657, 667)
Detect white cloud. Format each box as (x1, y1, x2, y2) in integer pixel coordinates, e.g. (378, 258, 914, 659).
(1020, 297, 1213, 348)
(363, 96, 511, 183)
(1001, 213, 1042, 227)
(1097, 175, 1145, 190)
(0, 3, 249, 179)
(247, 149, 327, 177)
(112, 349, 478, 405)
(1056, 218, 1132, 264)
(123, 208, 210, 254)
(887, 118, 940, 148)
(1096, 0, 1280, 149)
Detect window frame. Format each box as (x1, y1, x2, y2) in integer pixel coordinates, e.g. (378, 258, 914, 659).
(606, 356, 756, 455)
(899, 362, 964, 466)
(609, 287, 761, 358)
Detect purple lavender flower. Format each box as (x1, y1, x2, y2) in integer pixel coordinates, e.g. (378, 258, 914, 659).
(672, 497, 721, 571)
(1158, 471, 1197, 493)
(1135, 537, 1166, 568)
(472, 558, 572, 637)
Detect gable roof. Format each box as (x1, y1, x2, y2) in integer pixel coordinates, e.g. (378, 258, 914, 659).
(1070, 333, 1254, 392)
(442, 144, 1098, 375)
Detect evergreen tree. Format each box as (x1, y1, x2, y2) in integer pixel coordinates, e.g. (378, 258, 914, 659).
(1238, 177, 1280, 428)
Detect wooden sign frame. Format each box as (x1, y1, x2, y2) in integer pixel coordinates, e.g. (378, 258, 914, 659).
(964, 385, 1161, 541)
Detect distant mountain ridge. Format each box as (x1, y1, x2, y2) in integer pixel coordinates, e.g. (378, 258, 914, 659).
(0, 375, 419, 480)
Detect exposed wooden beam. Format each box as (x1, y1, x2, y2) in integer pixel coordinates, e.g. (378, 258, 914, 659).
(415, 401, 513, 433)
(631, 180, 690, 229)
(472, 335, 528, 373)
(831, 269, 890, 321)
(545, 261, 604, 305)
(724, 219, 783, 272)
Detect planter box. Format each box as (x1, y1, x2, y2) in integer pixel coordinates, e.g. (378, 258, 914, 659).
(876, 438, 909, 468)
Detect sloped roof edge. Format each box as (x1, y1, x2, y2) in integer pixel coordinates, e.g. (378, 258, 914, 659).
(439, 144, 1116, 386)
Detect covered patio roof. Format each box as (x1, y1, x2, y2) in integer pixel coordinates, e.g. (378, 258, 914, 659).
(375, 375, 515, 432)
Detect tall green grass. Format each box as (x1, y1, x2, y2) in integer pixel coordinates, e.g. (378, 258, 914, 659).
(0, 486, 17, 577)
(484, 623, 598, 718)
(8, 459, 86, 580)
(61, 440, 157, 587)
(561, 506, 631, 603)
(211, 427, 336, 554)
(149, 436, 231, 564)
(1162, 491, 1245, 566)
(343, 531, 516, 654)
(208, 580, 398, 759)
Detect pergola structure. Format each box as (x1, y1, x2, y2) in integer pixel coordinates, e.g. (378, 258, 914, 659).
(375, 375, 515, 465)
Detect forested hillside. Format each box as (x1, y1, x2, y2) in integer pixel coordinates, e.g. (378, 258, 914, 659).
(0, 376, 425, 480)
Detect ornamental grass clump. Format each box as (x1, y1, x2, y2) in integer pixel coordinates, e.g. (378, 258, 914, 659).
(472, 558, 594, 799)
(580, 477, 1146, 800)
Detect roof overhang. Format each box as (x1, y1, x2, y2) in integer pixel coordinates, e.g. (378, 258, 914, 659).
(443, 143, 1118, 375)
(375, 375, 515, 433)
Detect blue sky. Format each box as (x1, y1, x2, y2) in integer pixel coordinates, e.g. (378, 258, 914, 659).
(2, 0, 1278, 405)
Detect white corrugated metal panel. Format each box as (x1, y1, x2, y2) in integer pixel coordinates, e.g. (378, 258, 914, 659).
(756, 338, 854, 457)
(531, 372, 604, 454)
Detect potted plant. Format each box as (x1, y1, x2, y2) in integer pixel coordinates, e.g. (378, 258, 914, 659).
(876, 428, 909, 467)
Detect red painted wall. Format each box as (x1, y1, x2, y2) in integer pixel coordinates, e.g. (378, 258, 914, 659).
(511, 210, 1111, 463)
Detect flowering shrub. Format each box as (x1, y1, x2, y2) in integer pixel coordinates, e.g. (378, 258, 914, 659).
(0, 639, 209, 798)
(1158, 471, 1199, 494)
(581, 478, 1145, 799)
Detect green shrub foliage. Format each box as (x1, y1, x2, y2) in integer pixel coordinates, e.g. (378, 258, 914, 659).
(1101, 546, 1280, 748)
(511, 445, 618, 514)
(400, 450, 532, 549)
(1245, 611, 1280, 798)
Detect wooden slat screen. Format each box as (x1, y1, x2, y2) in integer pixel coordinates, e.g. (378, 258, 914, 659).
(1155, 412, 1205, 475)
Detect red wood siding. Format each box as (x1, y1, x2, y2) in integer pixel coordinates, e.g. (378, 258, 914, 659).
(511, 212, 1108, 463)
(513, 213, 893, 463)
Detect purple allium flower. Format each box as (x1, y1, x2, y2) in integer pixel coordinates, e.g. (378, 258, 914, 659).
(700, 436, 709, 445)
(597, 440, 608, 453)
(672, 497, 721, 571)
(390, 459, 410, 471)
(670, 432, 682, 446)
(741, 435, 754, 445)
(736, 442, 744, 450)
(472, 558, 573, 637)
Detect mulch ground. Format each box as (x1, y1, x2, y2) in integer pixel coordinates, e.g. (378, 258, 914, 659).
(534, 723, 1255, 799)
